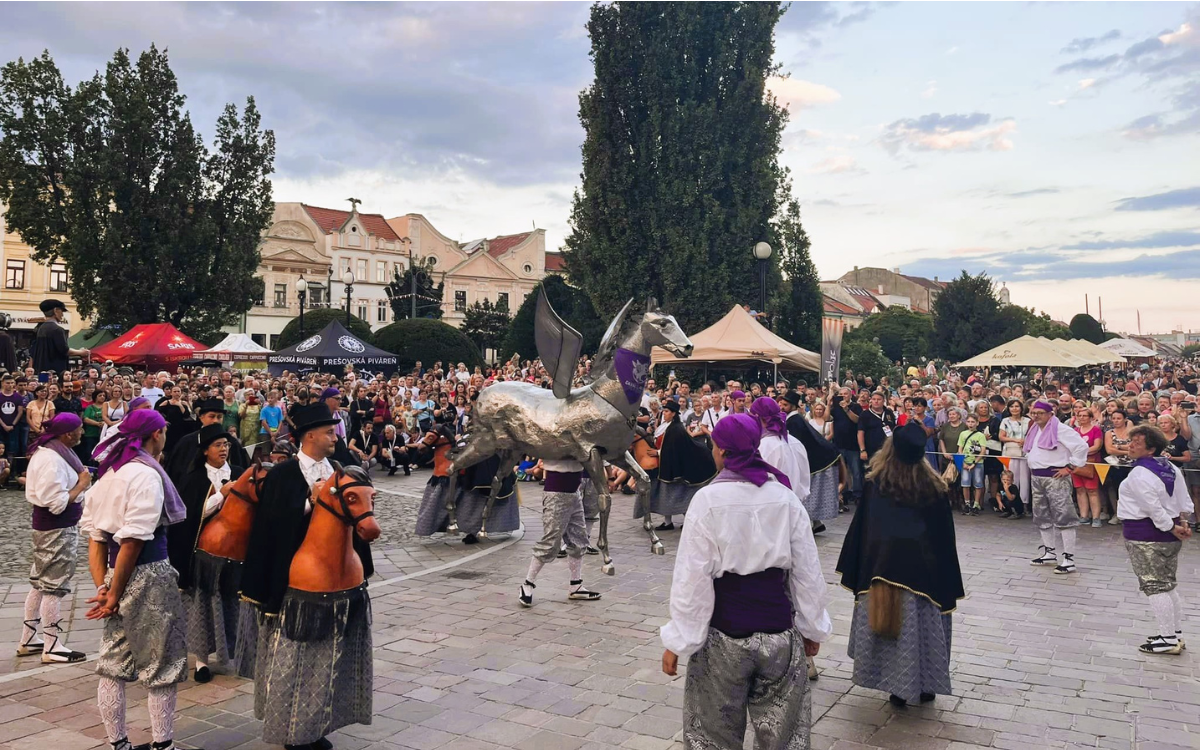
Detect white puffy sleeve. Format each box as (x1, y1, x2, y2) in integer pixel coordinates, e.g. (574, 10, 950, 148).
(660, 499, 718, 657)
(114, 467, 165, 542)
(788, 500, 833, 642)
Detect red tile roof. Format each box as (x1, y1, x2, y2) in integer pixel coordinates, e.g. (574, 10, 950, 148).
(483, 232, 532, 258)
(823, 297, 858, 315)
(841, 285, 881, 313)
(544, 253, 566, 271)
(901, 273, 946, 290)
(302, 204, 402, 241)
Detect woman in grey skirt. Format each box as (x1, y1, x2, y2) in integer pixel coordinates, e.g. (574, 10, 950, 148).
(837, 420, 965, 708)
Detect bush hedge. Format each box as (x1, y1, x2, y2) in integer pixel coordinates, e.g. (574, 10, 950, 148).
(373, 318, 484, 374)
(276, 307, 374, 350)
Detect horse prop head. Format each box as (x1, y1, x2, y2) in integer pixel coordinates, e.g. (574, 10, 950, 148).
(641, 298, 693, 358)
(317, 462, 381, 542)
(226, 460, 273, 506)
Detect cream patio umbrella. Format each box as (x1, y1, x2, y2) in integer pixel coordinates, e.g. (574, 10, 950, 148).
(955, 335, 1094, 368)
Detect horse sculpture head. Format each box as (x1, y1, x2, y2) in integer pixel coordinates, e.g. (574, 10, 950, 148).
(316, 462, 381, 542)
(641, 299, 693, 358)
(226, 461, 272, 506)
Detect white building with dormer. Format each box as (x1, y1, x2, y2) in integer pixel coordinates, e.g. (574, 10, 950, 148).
(242, 202, 562, 348)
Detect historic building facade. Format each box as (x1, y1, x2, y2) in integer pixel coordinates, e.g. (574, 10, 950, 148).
(0, 201, 87, 349)
(243, 202, 555, 348)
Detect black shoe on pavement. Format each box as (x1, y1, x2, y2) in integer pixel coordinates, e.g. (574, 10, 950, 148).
(920, 692, 936, 703)
(888, 694, 907, 708)
(462, 533, 479, 545)
(194, 665, 212, 683)
(655, 522, 675, 531)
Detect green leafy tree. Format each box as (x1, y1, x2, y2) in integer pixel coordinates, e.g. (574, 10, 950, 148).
(384, 257, 444, 320)
(844, 307, 933, 363)
(460, 298, 512, 358)
(1069, 313, 1105, 344)
(374, 319, 484, 374)
(1182, 343, 1200, 358)
(931, 271, 1006, 362)
(0, 47, 274, 341)
(564, 2, 792, 333)
(500, 276, 607, 361)
(772, 197, 821, 351)
(841, 339, 892, 383)
(275, 307, 373, 350)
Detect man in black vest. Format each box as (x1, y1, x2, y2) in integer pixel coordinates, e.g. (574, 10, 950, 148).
(32, 300, 89, 376)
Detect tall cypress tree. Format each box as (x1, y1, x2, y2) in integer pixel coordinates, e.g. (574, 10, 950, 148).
(564, 2, 800, 335)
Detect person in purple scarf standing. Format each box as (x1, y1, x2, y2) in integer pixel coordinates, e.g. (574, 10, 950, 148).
(660, 414, 830, 749)
(18, 413, 92, 663)
(1118, 424, 1193, 655)
(81, 409, 190, 750)
(1025, 400, 1089, 574)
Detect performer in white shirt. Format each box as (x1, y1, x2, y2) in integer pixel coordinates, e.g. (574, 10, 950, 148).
(19, 413, 92, 662)
(1118, 424, 1194, 655)
(661, 413, 831, 749)
(1024, 400, 1089, 574)
(751, 396, 811, 501)
(519, 457, 601, 607)
(82, 409, 188, 750)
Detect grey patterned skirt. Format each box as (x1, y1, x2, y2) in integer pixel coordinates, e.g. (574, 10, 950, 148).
(1126, 539, 1182, 595)
(635, 480, 702, 519)
(804, 466, 840, 523)
(1030, 474, 1080, 529)
(97, 560, 188, 688)
(414, 476, 521, 536)
(30, 526, 79, 596)
(847, 589, 953, 705)
(185, 551, 247, 667)
(257, 585, 373, 745)
(683, 627, 811, 750)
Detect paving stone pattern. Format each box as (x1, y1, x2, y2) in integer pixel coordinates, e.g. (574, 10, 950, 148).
(0, 471, 1197, 749)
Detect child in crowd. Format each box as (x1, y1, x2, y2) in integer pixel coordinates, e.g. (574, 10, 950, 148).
(999, 469, 1025, 519)
(958, 414, 987, 516)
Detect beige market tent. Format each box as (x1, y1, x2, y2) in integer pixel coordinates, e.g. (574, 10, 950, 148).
(1047, 337, 1126, 365)
(1100, 338, 1159, 358)
(955, 335, 1097, 368)
(651, 305, 820, 371)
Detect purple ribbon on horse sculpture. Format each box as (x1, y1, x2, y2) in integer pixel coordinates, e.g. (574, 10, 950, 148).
(614, 347, 651, 406)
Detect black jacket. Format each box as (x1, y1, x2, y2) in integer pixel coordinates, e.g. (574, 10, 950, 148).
(31, 320, 69, 375)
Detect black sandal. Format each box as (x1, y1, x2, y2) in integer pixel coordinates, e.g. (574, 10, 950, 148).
(519, 580, 535, 608)
(655, 522, 675, 531)
(568, 580, 602, 601)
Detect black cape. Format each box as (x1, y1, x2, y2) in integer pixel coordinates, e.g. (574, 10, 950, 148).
(657, 418, 717, 485)
(165, 428, 245, 486)
(463, 455, 517, 499)
(240, 459, 374, 615)
(167, 456, 245, 589)
(835, 482, 965, 613)
(786, 412, 842, 473)
(31, 320, 69, 374)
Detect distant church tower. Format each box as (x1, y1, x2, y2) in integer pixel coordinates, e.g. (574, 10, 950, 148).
(998, 281, 1011, 305)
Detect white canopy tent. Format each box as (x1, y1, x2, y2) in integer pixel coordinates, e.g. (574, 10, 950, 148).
(651, 305, 820, 378)
(955, 335, 1096, 369)
(1100, 338, 1159, 358)
(1048, 337, 1126, 365)
(197, 333, 274, 362)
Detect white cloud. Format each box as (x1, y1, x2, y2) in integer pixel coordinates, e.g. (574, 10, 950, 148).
(1049, 99, 1068, 106)
(1078, 78, 1097, 89)
(881, 113, 1017, 154)
(1159, 21, 1195, 47)
(920, 80, 937, 99)
(808, 155, 863, 175)
(766, 76, 841, 110)
(946, 46, 959, 55)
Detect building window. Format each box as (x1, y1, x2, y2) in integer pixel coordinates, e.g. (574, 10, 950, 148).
(49, 262, 69, 292)
(4, 260, 25, 289)
(347, 226, 361, 247)
(523, 263, 533, 275)
(497, 292, 509, 311)
(356, 259, 367, 281)
(428, 256, 438, 267)
(377, 300, 387, 322)
(273, 284, 287, 308)
(357, 303, 368, 320)
(376, 261, 386, 283)
(269, 334, 281, 350)
(251, 333, 267, 347)
(309, 284, 325, 306)
(454, 290, 467, 312)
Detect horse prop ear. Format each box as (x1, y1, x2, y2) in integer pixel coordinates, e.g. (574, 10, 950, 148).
(331, 460, 344, 474)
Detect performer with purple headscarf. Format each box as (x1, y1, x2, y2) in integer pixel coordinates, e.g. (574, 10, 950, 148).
(81, 409, 189, 750)
(18, 413, 92, 663)
(1118, 424, 1193, 655)
(661, 414, 831, 749)
(1025, 400, 1088, 574)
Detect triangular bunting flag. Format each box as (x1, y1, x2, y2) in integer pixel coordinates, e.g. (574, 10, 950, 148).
(245, 441, 264, 462)
(998, 456, 1011, 470)
(953, 454, 965, 471)
(1095, 464, 1110, 484)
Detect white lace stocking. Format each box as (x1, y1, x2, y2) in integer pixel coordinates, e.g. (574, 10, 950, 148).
(147, 685, 177, 744)
(40, 593, 65, 651)
(21, 589, 42, 646)
(1149, 593, 1175, 637)
(97, 676, 127, 743)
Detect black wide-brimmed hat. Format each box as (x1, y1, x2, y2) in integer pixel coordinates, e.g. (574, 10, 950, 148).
(290, 402, 342, 438)
(197, 423, 231, 451)
(39, 299, 67, 314)
(782, 391, 802, 406)
(196, 398, 225, 416)
(893, 421, 928, 465)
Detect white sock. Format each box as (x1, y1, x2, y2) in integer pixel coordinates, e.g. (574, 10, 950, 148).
(1170, 589, 1185, 633)
(195, 658, 207, 671)
(40, 594, 66, 652)
(1060, 528, 1077, 557)
(147, 685, 177, 745)
(585, 519, 595, 542)
(97, 676, 127, 743)
(1149, 593, 1176, 637)
(1038, 528, 1057, 551)
(21, 589, 43, 646)
(568, 555, 583, 592)
(663, 515, 673, 525)
(525, 557, 545, 586)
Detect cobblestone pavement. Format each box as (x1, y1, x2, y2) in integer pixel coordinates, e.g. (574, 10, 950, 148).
(0, 473, 1198, 749)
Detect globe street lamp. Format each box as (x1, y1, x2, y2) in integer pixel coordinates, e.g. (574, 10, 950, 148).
(295, 276, 308, 336)
(753, 241, 772, 326)
(342, 269, 355, 326)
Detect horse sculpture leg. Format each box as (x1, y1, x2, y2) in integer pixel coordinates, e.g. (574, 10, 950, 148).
(616, 451, 664, 555)
(445, 432, 497, 536)
(445, 470, 462, 535)
(583, 449, 616, 576)
(478, 451, 519, 541)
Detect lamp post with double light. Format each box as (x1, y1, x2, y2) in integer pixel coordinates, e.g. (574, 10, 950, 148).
(295, 276, 308, 336)
(342, 270, 355, 326)
(753, 241, 772, 327)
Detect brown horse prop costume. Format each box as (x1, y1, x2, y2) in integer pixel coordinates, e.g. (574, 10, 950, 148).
(256, 463, 380, 748)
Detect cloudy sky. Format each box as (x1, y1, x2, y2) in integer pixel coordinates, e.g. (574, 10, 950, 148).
(2, 2, 1197, 334)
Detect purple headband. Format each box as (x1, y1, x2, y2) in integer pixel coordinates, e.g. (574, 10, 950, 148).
(1032, 400, 1052, 412)
(129, 396, 150, 410)
(27, 413, 83, 456)
(711, 414, 791, 489)
(93, 409, 186, 526)
(320, 387, 341, 401)
(750, 396, 788, 439)
(730, 390, 747, 401)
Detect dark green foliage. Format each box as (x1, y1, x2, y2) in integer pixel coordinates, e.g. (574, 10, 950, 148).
(385, 257, 444, 320)
(0, 47, 275, 341)
(772, 197, 821, 351)
(841, 339, 893, 383)
(276, 307, 373, 350)
(996, 305, 1072, 340)
(931, 271, 1007, 362)
(845, 306, 933, 363)
(1103, 331, 1122, 342)
(500, 276, 607, 360)
(1069, 313, 1105, 344)
(374, 319, 484, 374)
(1182, 343, 1200, 358)
(563, 2, 791, 333)
(460, 298, 512, 358)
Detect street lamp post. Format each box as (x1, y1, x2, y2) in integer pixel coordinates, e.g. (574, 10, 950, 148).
(295, 276, 308, 336)
(753, 241, 772, 326)
(342, 270, 355, 326)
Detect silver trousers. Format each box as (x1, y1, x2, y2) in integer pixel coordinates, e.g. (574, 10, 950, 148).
(683, 628, 810, 750)
(532, 490, 587, 562)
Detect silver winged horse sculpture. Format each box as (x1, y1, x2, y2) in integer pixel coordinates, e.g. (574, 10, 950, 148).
(442, 288, 694, 575)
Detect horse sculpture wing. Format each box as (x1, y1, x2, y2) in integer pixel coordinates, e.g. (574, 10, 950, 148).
(535, 286, 584, 400)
